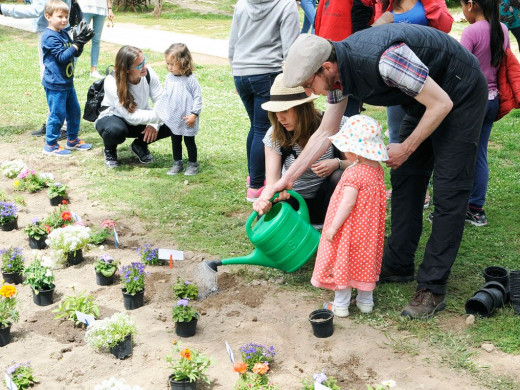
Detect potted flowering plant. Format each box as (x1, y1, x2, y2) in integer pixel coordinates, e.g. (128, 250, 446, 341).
(136, 244, 161, 265)
(48, 181, 68, 206)
(5, 361, 38, 389)
(84, 312, 137, 359)
(24, 218, 49, 249)
(23, 256, 56, 306)
(1, 160, 27, 179)
(0, 201, 18, 231)
(120, 262, 147, 310)
(172, 298, 199, 337)
(1, 247, 25, 284)
(172, 278, 199, 300)
(89, 219, 115, 245)
(0, 284, 19, 347)
(166, 341, 212, 389)
(233, 343, 276, 390)
(94, 254, 118, 286)
(13, 168, 48, 193)
(46, 224, 91, 265)
(301, 370, 341, 390)
(43, 202, 75, 231)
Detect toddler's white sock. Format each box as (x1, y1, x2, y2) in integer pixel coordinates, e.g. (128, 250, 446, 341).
(334, 287, 352, 308)
(356, 290, 374, 305)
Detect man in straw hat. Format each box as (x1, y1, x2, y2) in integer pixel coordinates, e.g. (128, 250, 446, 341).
(253, 24, 488, 319)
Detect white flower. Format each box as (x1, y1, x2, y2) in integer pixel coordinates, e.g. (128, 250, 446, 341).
(47, 225, 91, 253)
(381, 380, 397, 388)
(1, 160, 27, 178)
(45, 269, 53, 277)
(93, 377, 144, 390)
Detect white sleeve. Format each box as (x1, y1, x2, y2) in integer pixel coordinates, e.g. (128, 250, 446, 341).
(0, 0, 45, 19)
(189, 76, 202, 115)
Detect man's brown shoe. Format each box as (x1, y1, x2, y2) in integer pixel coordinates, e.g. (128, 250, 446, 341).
(401, 289, 446, 319)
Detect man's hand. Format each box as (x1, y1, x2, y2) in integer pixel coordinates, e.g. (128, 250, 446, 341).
(311, 159, 337, 177)
(372, 11, 394, 26)
(385, 143, 411, 169)
(142, 125, 158, 143)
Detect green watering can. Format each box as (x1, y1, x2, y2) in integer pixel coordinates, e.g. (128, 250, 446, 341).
(206, 190, 321, 273)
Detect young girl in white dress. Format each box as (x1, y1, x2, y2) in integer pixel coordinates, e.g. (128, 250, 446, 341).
(155, 43, 202, 176)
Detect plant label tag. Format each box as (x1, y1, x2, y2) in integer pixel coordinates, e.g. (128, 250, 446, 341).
(158, 249, 184, 261)
(225, 340, 235, 364)
(76, 311, 96, 326)
(4, 373, 18, 390)
(71, 212, 82, 222)
(314, 383, 332, 390)
(113, 227, 119, 249)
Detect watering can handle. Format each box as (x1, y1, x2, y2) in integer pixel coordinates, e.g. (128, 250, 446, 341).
(245, 190, 311, 237)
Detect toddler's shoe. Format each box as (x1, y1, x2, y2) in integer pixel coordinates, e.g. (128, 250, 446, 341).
(356, 301, 374, 314)
(184, 162, 199, 176)
(42, 143, 72, 156)
(66, 138, 92, 151)
(246, 186, 265, 202)
(323, 302, 349, 318)
(167, 161, 184, 176)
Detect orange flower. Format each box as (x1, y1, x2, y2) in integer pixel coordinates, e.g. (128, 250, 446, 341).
(62, 200, 68, 205)
(172, 339, 178, 345)
(252, 362, 269, 375)
(61, 211, 71, 221)
(180, 348, 191, 360)
(233, 362, 248, 374)
(44, 225, 51, 233)
(0, 285, 17, 298)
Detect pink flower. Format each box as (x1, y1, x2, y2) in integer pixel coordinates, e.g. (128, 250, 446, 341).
(101, 219, 115, 229)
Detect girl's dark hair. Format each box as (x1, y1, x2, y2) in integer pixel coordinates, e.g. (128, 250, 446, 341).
(268, 103, 322, 150)
(114, 45, 142, 113)
(164, 43, 194, 76)
(463, 0, 505, 67)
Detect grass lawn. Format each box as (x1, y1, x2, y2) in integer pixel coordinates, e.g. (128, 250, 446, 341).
(1, 8, 520, 387)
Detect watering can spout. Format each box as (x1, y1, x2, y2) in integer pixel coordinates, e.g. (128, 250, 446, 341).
(221, 249, 278, 269)
(205, 260, 222, 272)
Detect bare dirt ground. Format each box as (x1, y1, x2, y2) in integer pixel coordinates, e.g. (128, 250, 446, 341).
(1, 136, 519, 390)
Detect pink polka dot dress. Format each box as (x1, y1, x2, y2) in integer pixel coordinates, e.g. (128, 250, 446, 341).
(311, 163, 387, 292)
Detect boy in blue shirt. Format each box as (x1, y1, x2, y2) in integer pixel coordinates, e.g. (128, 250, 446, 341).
(41, 0, 94, 155)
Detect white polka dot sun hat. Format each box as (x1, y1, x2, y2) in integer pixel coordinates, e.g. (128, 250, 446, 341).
(329, 115, 389, 161)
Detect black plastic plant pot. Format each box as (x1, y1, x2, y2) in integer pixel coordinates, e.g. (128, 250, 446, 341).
(96, 272, 114, 286)
(175, 318, 198, 338)
(32, 287, 55, 306)
(309, 309, 334, 338)
(1, 272, 23, 285)
(28, 236, 47, 250)
(67, 249, 84, 265)
(481, 287, 504, 308)
(483, 281, 508, 305)
(0, 324, 11, 347)
(465, 289, 495, 317)
(109, 334, 132, 359)
(509, 270, 520, 295)
(122, 289, 144, 310)
(169, 376, 197, 390)
(1, 218, 18, 232)
(483, 266, 509, 288)
(49, 195, 66, 206)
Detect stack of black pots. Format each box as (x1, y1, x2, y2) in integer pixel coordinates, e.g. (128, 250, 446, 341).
(465, 266, 509, 317)
(509, 270, 520, 315)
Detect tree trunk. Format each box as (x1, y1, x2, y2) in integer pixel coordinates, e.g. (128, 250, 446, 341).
(153, 0, 163, 17)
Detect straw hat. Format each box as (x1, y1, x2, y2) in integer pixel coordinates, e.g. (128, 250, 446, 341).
(329, 115, 389, 161)
(261, 73, 319, 112)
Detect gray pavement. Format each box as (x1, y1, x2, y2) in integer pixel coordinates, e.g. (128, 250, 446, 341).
(0, 16, 228, 59)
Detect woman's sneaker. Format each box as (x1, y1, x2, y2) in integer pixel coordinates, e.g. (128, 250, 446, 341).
(42, 143, 72, 156)
(130, 140, 154, 163)
(66, 138, 92, 151)
(246, 186, 265, 202)
(104, 149, 120, 168)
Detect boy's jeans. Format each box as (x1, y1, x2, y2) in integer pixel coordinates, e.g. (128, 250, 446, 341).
(45, 88, 80, 145)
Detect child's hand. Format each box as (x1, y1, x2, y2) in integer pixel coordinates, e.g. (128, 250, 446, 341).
(324, 227, 338, 243)
(183, 114, 197, 127)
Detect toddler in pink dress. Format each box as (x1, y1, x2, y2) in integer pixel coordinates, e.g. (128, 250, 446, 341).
(312, 115, 388, 317)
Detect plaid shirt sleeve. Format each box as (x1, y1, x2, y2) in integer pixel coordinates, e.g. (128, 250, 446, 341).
(327, 88, 346, 104)
(378, 43, 429, 97)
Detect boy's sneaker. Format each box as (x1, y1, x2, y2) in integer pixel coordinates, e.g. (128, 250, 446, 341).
(42, 143, 72, 157)
(466, 207, 488, 226)
(66, 138, 92, 151)
(184, 162, 199, 176)
(104, 149, 120, 168)
(130, 140, 154, 163)
(246, 186, 265, 202)
(167, 161, 184, 175)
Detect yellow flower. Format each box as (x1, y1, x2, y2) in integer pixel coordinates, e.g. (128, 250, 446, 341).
(180, 348, 191, 360)
(0, 285, 17, 298)
(13, 180, 20, 188)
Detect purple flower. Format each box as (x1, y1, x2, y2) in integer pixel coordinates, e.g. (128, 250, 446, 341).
(313, 371, 328, 384)
(30, 218, 40, 224)
(177, 299, 189, 306)
(184, 281, 191, 285)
